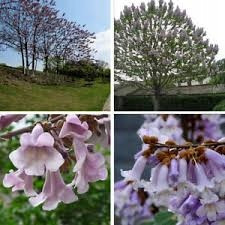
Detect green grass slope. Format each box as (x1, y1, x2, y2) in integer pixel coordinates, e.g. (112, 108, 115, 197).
(0, 66, 110, 111)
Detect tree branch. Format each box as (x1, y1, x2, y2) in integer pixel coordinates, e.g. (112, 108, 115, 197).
(0, 114, 66, 140)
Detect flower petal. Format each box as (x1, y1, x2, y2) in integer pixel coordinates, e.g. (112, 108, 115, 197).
(31, 124, 44, 142)
(45, 149, 64, 172)
(36, 133, 54, 147)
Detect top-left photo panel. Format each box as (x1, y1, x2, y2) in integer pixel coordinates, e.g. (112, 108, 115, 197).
(0, 0, 111, 111)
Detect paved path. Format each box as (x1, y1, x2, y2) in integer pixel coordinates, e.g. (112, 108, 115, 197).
(103, 95, 110, 111)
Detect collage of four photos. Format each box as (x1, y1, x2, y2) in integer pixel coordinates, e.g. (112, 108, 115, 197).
(1, 0, 225, 225)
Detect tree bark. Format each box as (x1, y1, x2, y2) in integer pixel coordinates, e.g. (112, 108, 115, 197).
(45, 55, 49, 73)
(19, 43, 25, 74)
(31, 27, 38, 75)
(24, 41, 29, 75)
(152, 93, 160, 111)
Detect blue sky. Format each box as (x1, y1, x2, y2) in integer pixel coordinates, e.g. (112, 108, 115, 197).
(55, 0, 110, 33)
(0, 0, 111, 69)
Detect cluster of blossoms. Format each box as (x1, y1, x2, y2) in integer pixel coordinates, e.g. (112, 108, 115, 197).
(1, 114, 110, 211)
(115, 114, 225, 225)
(115, 180, 156, 225)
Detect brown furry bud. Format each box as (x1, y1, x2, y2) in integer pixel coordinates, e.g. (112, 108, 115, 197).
(165, 140, 176, 146)
(142, 136, 158, 144)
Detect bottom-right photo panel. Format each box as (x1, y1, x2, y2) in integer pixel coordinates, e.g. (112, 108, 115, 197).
(114, 114, 225, 225)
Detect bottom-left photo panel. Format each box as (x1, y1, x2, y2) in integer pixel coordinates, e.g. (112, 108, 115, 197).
(0, 114, 110, 225)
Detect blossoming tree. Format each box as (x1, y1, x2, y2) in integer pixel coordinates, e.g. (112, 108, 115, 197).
(0, 0, 95, 75)
(114, 0, 219, 110)
(115, 114, 225, 225)
(0, 114, 110, 211)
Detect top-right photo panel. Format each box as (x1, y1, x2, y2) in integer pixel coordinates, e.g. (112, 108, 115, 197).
(114, 0, 225, 111)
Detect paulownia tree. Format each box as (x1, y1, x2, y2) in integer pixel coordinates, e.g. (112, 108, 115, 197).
(0, 0, 95, 75)
(115, 0, 219, 110)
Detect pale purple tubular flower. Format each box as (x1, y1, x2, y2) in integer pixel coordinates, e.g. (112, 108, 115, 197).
(148, 155, 160, 167)
(0, 114, 26, 130)
(169, 158, 179, 184)
(196, 201, 225, 222)
(195, 163, 214, 192)
(151, 164, 169, 192)
(187, 161, 197, 184)
(29, 170, 78, 211)
(59, 114, 92, 141)
(205, 148, 225, 169)
(178, 158, 188, 183)
(121, 156, 147, 182)
(9, 124, 64, 176)
(115, 180, 154, 225)
(73, 143, 107, 194)
(3, 169, 36, 196)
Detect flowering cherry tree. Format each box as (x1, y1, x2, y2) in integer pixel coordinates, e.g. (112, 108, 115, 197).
(1, 114, 110, 211)
(115, 114, 225, 225)
(115, 0, 219, 110)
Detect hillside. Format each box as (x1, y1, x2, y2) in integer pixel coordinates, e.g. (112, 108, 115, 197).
(0, 65, 110, 111)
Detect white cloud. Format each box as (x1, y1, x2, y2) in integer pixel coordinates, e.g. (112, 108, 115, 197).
(114, 0, 225, 59)
(93, 29, 111, 66)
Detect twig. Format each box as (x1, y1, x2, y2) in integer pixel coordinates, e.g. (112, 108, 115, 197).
(153, 142, 225, 149)
(0, 114, 66, 140)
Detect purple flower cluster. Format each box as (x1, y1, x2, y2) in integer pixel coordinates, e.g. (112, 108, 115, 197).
(2, 114, 109, 210)
(115, 180, 154, 225)
(117, 115, 225, 225)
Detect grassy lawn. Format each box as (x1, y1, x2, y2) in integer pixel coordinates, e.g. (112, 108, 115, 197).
(0, 81, 110, 111)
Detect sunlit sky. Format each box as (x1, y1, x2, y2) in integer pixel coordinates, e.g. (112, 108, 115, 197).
(114, 0, 225, 60)
(0, 0, 111, 69)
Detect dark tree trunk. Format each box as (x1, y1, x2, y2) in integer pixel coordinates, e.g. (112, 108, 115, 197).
(31, 44, 36, 75)
(20, 44, 25, 74)
(152, 89, 160, 111)
(31, 27, 38, 75)
(24, 41, 29, 75)
(45, 55, 49, 73)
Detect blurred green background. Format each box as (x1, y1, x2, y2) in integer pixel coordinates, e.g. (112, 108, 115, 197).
(0, 115, 110, 225)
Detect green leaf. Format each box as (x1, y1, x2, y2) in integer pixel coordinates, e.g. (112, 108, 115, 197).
(141, 211, 177, 225)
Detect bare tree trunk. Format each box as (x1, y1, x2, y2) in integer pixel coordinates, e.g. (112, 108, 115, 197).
(19, 44, 25, 74)
(24, 41, 29, 75)
(152, 95, 160, 111)
(31, 45, 36, 75)
(152, 89, 160, 111)
(45, 55, 49, 74)
(31, 27, 38, 75)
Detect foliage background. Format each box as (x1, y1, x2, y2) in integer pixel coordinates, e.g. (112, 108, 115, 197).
(0, 115, 110, 225)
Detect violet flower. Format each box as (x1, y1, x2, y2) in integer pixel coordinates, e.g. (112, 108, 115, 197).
(121, 156, 147, 182)
(3, 169, 36, 196)
(72, 143, 107, 194)
(29, 170, 77, 211)
(9, 124, 64, 176)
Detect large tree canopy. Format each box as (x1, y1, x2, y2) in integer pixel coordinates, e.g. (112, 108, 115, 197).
(0, 0, 95, 75)
(115, 0, 219, 110)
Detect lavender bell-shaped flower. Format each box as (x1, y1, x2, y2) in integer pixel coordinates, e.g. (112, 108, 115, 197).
(72, 143, 107, 194)
(205, 148, 225, 169)
(169, 158, 179, 184)
(29, 170, 78, 211)
(178, 158, 188, 183)
(9, 124, 64, 176)
(195, 163, 214, 191)
(151, 164, 169, 192)
(121, 156, 147, 182)
(59, 114, 92, 141)
(3, 169, 36, 196)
